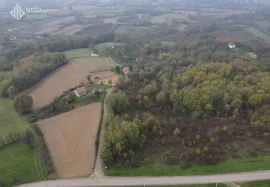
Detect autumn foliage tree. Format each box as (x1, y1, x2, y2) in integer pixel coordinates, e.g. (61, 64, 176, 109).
(13, 94, 34, 114)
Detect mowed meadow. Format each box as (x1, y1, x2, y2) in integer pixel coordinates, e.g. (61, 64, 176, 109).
(0, 99, 45, 186)
(25, 48, 114, 108)
(38, 103, 101, 178)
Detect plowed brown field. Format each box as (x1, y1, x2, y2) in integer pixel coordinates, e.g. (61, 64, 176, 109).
(38, 103, 101, 178)
(25, 57, 113, 108)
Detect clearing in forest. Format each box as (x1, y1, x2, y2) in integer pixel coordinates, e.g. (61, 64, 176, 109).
(38, 103, 101, 178)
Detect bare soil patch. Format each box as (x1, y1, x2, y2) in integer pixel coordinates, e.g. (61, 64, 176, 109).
(151, 14, 190, 25)
(38, 103, 101, 178)
(35, 25, 60, 35)
(52, 25, 83, 35)
(90, 71, 118, 85)
(74, 57, 113, 72)
(104, 17, 120, 24)
(39, 16, 76, 30)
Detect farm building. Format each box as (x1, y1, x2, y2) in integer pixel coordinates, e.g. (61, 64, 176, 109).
(228, 42, 236, 49)
(249, 53, 258, 59)
(91, 53, 99, 57)
(122, 66, 131, 74)
(74, 87, 87, 97)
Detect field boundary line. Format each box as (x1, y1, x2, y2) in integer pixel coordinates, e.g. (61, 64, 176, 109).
(34, 136, 42, 181)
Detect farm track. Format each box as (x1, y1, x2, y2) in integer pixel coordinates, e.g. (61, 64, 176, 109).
(91, 88, 112, 178)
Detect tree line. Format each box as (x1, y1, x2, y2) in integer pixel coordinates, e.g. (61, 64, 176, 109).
(0, 129, 34, 149)
(0, 52, 68, 97)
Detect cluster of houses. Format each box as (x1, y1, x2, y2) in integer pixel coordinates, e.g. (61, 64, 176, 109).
(228, 42, 258, 59)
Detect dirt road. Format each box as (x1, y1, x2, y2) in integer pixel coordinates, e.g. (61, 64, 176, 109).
(17, 170, 270, 187)
(90, 88, 113, 178)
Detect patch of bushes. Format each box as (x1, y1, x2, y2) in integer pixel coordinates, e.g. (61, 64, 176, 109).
(0, 132, 23, 149)
(0, 130, 35, 150)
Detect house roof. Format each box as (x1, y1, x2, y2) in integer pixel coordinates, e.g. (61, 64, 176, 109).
(228, 42, 235, 46)
(123, 66, 131, 74)
(75, 87, 87, 94)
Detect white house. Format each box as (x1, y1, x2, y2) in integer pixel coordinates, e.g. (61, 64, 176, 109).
(74, 87, 87, 97)
(228, 42, 236, 49)
(91, 53, 99, 57)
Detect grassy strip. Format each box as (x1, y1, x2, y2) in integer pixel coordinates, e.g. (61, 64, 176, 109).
(64, 48, 92, 59)
(31, 124, 54, 175)
(105, 156, 270, 176)
(94, 92, 106, 162)
(241, 180, 270, 187)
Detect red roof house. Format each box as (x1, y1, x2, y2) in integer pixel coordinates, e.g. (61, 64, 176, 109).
(74, 87, 87, 97)
(122, 66, 131, 74)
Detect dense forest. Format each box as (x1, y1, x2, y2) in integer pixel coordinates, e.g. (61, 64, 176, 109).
(102, 59, 270, 168)
(100, 24, 270, 167)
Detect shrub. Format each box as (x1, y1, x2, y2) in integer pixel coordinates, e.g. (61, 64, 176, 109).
(108, 79, 113, 84)
(124, 113, 130, 120)
(215, 126, 221, 135)
(210, 137, 215, 143)
(196, 148, 201, 155)
(196, 135, 201, 141)
(13, 94, 33, 114)
(203, 146, 209, 153)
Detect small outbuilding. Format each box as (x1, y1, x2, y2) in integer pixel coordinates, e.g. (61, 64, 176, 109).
(249, 53, 258, 59)
(228, 42, 236, 49)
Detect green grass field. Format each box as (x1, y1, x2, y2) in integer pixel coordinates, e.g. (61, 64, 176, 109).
(94, 42, 124, 50)
(86, 84, 112, 92)
(0, 98, 29, 137)
(64, 48, 92, 59)
(0, 98, 46, 186)
(106, 156, 270, 176)
(0, 143, 45, 186)
(161, 41, 177, 47)
(246, 27, 270, 43)
(256, 21, 270, 27)
(114, 25, 158, 34)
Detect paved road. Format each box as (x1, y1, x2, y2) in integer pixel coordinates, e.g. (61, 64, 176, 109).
(18, 170, 270, 187)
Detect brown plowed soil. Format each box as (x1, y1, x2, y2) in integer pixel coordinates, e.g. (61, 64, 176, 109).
(38, 103, 101, 178)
